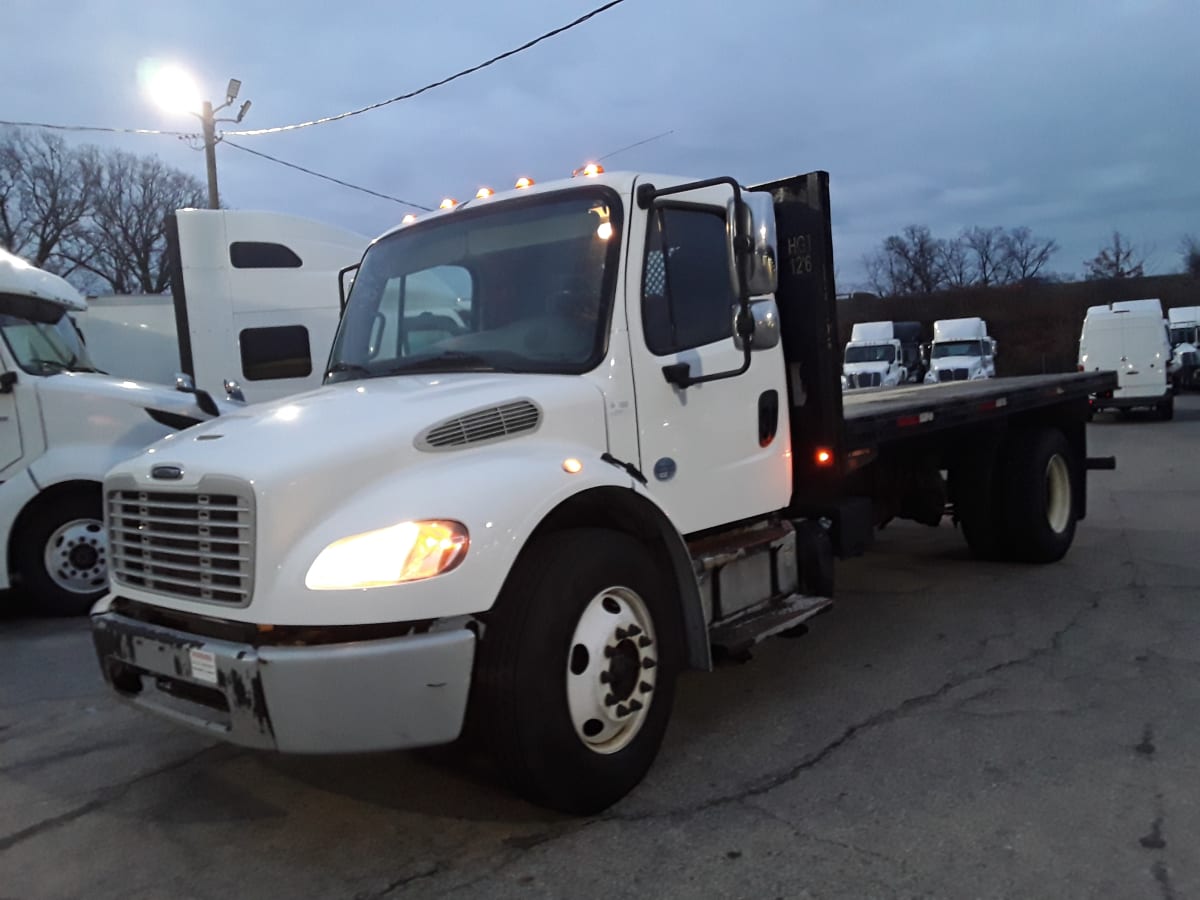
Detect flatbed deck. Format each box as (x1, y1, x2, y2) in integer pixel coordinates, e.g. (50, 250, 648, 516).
(842, 372, 1117, 447)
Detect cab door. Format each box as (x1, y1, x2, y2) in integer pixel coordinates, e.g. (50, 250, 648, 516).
(625, 180, 791, 534)
(0, 363, 23, 473)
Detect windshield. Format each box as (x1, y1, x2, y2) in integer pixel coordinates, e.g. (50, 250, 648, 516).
(845, 344, 895, 364)
(327, 189, 623, 382)
(932, 339, 983, 359)
(1170, 325, 1197, 347)
(0, 293, 100, 376)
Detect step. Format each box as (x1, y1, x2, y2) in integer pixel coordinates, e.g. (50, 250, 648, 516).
(709, 592, 833, 653)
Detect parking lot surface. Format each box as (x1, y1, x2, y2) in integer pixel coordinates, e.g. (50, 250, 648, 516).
(2, 396, 1198, 899)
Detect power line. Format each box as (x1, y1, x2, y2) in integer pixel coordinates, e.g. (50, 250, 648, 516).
(1, 0, 630, 143)
(0, 119, 196, 137)
(223, 140, 433, 209)
(597, 129, 674, 162)
(223, 0, 630, 137)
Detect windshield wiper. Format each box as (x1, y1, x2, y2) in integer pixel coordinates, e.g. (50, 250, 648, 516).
(326, 361, 372, 378)
(27, 357, 71, 373)
(383, 351, 514, 374)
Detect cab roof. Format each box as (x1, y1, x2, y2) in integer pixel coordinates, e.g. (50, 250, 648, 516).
(0, 248, 86, 311)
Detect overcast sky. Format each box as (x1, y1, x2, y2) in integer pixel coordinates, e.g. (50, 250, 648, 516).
(5, 0, 1197, 287)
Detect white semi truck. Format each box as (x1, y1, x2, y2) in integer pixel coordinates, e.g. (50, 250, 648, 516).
(924, 316, 997, 383)
(841, 320, 920, 389)
(0, 249, 229, 615)
(74, 210, 367, 404)
(91, 169, 1116, 813)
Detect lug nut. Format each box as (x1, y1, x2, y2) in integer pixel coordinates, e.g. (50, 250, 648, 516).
(604, 693, 616, 706)
(640, 681, 653, 693)
(626, 625, 642, 637)
(642, 658, 656, 670)
(616, 704, 629, 717)
(638, 636, 652, 648)
(628, 699, 643, 712)
(614, 627, 628, 641)
(599, 671, 611, 684)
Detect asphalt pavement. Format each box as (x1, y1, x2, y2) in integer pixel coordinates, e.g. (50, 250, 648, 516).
(1, 395, 1198, 899)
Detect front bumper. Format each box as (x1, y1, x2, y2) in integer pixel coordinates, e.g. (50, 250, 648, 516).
(92, 609, 475, 753)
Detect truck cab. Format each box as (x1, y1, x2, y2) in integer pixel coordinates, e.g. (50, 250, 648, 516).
(73, 210, 367, 404)
(842, 321, 906, 389)
(925, 316, 996, 383)
(0, 248, 226, 615)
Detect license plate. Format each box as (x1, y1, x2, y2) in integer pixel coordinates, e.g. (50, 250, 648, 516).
(188, 648, 218, 684)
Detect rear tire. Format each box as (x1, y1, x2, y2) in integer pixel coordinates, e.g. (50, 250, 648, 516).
(950, 441, 1012, 561)
(472, 528, 680, 814)
(1157, 395, 1174, 421)
(14, 489, 108, 617)
(1001, 428, 1078, 563)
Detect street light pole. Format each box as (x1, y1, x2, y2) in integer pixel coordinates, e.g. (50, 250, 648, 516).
(200, 100, 220, 209)
(147, 68, 249, 211)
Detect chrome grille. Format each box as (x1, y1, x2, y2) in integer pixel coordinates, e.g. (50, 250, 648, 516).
(848, 372, 882, 389)
(107, 486, 254, 606)
(417, 399, 541, 450)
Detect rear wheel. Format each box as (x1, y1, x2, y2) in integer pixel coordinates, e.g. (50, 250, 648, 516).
(472, 528, 680, 814)
(1157, 394, 1174, 421)
(951, 441, 1011, 561)
(14, 489, 108, 616)
(1001, 428, 1078, 563)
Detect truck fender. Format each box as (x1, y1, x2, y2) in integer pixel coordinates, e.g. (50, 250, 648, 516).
(525, 485, 712, 672)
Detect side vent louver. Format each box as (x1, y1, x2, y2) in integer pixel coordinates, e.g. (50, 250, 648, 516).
(417, 399, 542, 450)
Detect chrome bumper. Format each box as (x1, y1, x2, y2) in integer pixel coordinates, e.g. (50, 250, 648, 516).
(92, 610, 475, 753)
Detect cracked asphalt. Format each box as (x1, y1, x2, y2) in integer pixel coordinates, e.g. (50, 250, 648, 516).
(2, 396, 1198, 899)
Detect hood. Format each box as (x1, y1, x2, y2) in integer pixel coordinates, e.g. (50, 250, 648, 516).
(117, 372, 609, 505)
(36, 371, 217, 420)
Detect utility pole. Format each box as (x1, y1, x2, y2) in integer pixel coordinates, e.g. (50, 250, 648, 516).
(201, 100, 220, 209)
(148, 69, 250, 211)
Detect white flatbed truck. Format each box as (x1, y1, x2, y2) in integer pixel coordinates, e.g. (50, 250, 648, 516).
(91, 170, 1117, 812)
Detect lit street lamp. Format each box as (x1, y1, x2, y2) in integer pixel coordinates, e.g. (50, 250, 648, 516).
(147, 65, 251, 209)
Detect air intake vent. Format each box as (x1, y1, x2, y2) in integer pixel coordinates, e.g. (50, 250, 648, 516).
(417, 399, 541, 450)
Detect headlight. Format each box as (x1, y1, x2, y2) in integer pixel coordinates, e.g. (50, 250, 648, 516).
(305, 520, 469, 590)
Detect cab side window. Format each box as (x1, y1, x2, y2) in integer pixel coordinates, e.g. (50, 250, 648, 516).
(642, 208, 736, 355)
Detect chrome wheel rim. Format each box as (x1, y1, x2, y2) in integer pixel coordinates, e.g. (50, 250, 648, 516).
(565, 586, 657, 755)
(44, 518, 108, 594)
(1045, 455, 1072, 534)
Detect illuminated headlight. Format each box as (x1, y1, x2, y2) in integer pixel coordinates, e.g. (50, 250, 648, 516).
(305, 520, 469, 590)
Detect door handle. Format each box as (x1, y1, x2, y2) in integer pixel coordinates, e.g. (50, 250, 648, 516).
(758, 390, 779, 447)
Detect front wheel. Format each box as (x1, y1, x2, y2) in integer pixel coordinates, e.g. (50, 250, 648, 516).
(472, 528, 680, 814)
(14, 489, 108, 616)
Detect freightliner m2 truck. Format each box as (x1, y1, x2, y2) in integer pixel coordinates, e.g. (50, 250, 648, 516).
(92, 170, 1117, 813)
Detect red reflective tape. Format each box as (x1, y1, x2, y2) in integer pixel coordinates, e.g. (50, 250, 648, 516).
(897, 411, 934, 428)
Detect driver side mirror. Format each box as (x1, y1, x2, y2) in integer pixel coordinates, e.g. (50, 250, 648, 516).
(338, 264, 359, 312)
(727, 191, 778, 298)
(733, 299, 781, 351)
(0, 371, 16, 394)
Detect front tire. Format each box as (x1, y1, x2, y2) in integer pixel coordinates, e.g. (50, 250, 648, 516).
(14, 489, 108, 616)
(472, 528, 680, 814)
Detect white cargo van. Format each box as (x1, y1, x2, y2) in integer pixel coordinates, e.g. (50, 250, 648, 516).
(924, 317, 996, 383)
(0, 249, 230, 615)
(1078, 302, 1172, 419)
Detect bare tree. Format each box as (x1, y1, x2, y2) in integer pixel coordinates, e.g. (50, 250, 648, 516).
(999, 226, 1058, 283)
(1181, 234, 1200, 277)
(961, 226, 1005, 286)
(66, 150, 206, 294)
(1084, 230, 1145, 280)
(937, 235, 972, 287)
(863, 225, 947, 296)
(0, 129, 98, 273)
